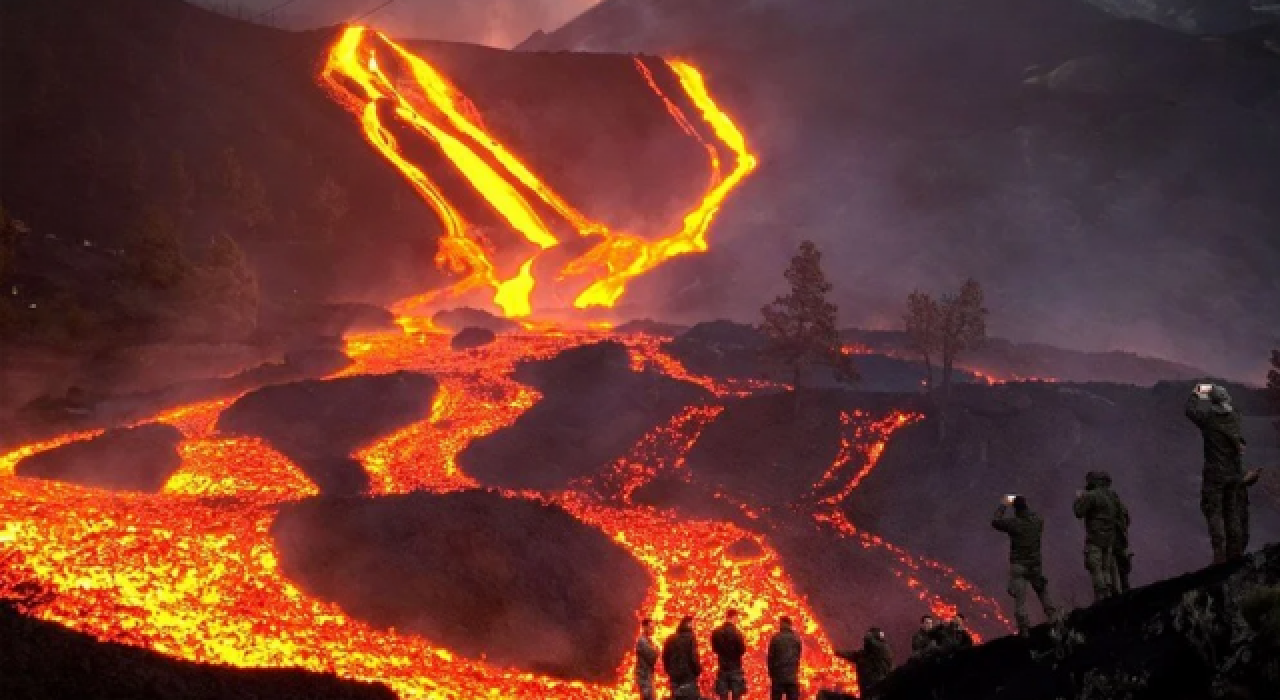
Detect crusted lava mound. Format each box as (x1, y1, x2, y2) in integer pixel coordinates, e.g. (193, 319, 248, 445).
(460, 340, 711, 490)
(15, 423, 183, 492)
(686, 389, 920, 507)
(451, 326, 496, 351)
(269, 490, 651, 682)
(216, 372, 436, 495)
(431, 307, 520, 335)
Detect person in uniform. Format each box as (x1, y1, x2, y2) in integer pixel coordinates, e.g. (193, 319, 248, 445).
(992, 495, 1058, 635)
(634, 618, 659, 700)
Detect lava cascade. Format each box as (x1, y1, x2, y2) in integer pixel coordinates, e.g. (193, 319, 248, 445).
(320, 26, 757, 319)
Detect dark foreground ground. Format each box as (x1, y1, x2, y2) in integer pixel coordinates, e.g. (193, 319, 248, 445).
(0, 599, 395, 700)
(822, 542, 1280, 700)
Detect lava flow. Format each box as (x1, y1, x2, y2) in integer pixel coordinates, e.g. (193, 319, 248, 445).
(321, 26, 756, 319)
(0, 26, 1005, 700)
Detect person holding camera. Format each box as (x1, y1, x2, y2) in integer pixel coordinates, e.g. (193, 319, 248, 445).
(1185, 383, 1260, 564)
(835, 627, 893, 695)
(1073, 471, 1123, 602)
(991, 494, 1058, 636)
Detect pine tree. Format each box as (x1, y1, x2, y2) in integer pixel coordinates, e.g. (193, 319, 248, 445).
(311, 176, 349, 240)
(904, 278, 987, 441)
(129, 206, 187, 289)
(905, 290, 942, 390)
(195, 232, 259, 337)
(1268, 348, 1279, 439)
(759, 240, 857, 409)
(939, 278, 988, 400)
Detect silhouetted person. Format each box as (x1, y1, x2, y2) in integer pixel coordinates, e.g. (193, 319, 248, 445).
(1186, 384, 1259, 563)
(635, 618, 659, 700)
(711, 608, 748, 700)
(1104, 473, 1133, 593)
(662, 616, 703, 700)
(941, 613, 974, 652)
(836, 627, 893, 695)
(766, 616, 802, 700)
(909, 614, 937, 659)
(992, 495, 1058, 636)
(1073, 470, 1122, 601)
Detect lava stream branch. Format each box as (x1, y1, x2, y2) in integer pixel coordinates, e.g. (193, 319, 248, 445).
(322, 26, 756, 319)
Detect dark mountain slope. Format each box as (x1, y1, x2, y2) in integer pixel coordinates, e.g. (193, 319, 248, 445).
(521, 0, 1280, 380)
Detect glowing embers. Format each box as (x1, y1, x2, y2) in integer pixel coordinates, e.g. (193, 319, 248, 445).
(319, 27, 756, 318)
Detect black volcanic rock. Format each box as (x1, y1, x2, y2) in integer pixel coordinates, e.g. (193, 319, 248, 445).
(630, 474, 758, 529)
(867, 543, 1280, 700)
(686, 389, 920, 508)
(450, 326, 497, 350)
(0, 601, 396, 700)
(460, 341, 711, 490)
(216, 372, 437, 494)
(662, 320, 768, 380)
(614, 319, 690, 337)
(269, 490, 651, 682)
(15, 423, 183, 492)
(431, 307, 520, 335)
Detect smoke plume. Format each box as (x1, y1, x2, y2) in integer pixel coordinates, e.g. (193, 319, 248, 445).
(204, 0, 602, 47)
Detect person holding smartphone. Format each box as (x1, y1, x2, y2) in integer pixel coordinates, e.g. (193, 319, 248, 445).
(991, 494, 1058, 636)
(1185, 383, 1259, 564)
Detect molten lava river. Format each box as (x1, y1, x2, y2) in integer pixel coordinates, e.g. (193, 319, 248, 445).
(0, 26, 1010, 700)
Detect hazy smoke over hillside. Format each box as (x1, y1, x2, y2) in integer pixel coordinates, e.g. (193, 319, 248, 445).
(201, 0, 602, 46)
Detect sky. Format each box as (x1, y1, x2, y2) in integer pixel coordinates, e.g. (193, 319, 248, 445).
(191, 0, 603, 47)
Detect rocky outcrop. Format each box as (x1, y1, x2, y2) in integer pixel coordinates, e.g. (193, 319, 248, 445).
(450, 326, 496, 350)
(216, 372, 436, 494)
(614, 319, 690, 337)
(864, 543, 1280, 700)
(269, 490, 651, 682)
(0, 601, 395, 700)
(431, 307, 520, 335)
(15, 423, 183, 492)
(459, 341, 711, 490)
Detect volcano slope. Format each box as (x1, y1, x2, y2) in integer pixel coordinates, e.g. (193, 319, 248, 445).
(522, 0, 1280, 379)
(686, 381, 1280, 628)
(0, 0, 715, 405)
(269, 489, 652, 682)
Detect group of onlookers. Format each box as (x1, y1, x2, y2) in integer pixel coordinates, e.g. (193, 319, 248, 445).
(630, 383, 1262, 698)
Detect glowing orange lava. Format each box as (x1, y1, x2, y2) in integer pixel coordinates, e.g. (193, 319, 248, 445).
(321, 26, 756, 319)
(0, 319, 1014, 699)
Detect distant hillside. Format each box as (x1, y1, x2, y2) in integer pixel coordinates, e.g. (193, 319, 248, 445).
(843, 329, 1205, 385)
(520, 0, 1280, 381)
